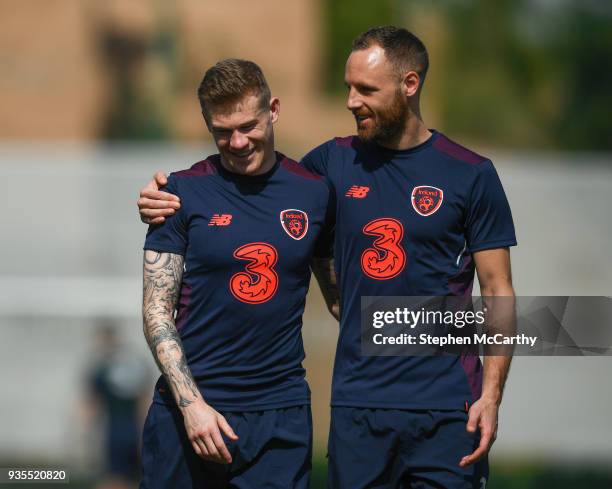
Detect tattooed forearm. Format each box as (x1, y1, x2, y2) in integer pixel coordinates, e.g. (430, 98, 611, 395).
(143, 250, 201, 409)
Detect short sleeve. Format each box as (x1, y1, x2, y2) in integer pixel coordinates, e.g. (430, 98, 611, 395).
(301, 141, 331, 177)
(143, 175, 188, 256)
(465, 160, 517, 252)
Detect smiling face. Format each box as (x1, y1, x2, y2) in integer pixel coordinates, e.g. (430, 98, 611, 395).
(345, 45, 411, 145)
(206, 93, 279, 176)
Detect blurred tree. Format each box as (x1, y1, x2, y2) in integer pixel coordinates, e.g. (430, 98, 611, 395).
(326, 0, 612, 151)
(553, 3, 612, 150)
(437, 0, 612, 151)
(436, 0, 553, 148)
(323, 0, 394, 95)
(91, 1, 180, 141)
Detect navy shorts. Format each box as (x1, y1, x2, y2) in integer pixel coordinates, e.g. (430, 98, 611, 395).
(140, 402, 311, 489)
(327, 407, 489, 489)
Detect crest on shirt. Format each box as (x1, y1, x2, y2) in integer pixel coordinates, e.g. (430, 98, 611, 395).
(411, 186, 444, 216)
(280, 209, 309, 240)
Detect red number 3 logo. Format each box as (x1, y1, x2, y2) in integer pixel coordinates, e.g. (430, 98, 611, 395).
(361, 218, 406, 280)
(230, 242, 279, 304)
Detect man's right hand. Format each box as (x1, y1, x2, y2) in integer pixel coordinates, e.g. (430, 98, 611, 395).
(181, 398, 239, 464)
(137, 171, 181, 225)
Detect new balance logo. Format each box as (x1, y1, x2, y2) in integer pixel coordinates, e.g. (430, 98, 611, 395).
(209, 214, 232, 226)
(345, 185, 370, 198)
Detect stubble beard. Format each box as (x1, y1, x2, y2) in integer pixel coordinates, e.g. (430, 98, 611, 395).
(356, 90, 409, 146)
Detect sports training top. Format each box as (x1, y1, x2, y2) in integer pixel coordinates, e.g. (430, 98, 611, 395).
(301, 130, 517, 409)
(144, 152, 331, 411)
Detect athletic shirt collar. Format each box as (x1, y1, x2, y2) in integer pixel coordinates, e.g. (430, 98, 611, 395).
(367, 129, 439, 158)
(213, 151, 282, 183)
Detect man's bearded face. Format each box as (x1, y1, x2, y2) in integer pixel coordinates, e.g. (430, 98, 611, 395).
(345, 46, 410, 146)
(353, 87, 408, 144)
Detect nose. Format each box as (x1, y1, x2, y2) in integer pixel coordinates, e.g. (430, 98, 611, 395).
(346, 87, 362, 112)
(229, 130, 249, 151)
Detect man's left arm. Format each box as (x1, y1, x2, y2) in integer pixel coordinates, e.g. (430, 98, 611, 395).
(460, 247, 515, 468)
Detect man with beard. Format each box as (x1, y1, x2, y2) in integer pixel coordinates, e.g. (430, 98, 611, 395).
(138, 26, 516, 489)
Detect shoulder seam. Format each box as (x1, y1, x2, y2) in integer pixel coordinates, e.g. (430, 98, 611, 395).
(281, 156, 322, 181)
(172, 157, 218, 178)
(334, 135, 357, 149)
(433, 134, 488, 165)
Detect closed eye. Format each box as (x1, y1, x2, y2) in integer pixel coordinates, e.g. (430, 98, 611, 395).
(357, 84, 377, 94)
(345, 82, 377, 94)
(239, 122, 257, 131)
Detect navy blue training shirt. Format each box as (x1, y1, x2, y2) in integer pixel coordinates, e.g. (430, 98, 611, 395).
(301, 130, 517, 410)
(144, 152, 331, 411)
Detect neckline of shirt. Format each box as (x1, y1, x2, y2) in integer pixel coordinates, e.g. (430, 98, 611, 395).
(212, 152, 282, 183)
(370, 129, 439, 157)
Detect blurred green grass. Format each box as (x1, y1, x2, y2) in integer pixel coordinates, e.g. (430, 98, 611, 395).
(312, 458, 612, 489)
(315, 459, 612, 489)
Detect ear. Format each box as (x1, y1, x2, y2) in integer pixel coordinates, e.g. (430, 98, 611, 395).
(402, 71, 421, 98)
(269, 97, 280, 124)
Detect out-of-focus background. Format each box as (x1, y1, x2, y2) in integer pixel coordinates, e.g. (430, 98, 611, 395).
(1, 1, 611, 487)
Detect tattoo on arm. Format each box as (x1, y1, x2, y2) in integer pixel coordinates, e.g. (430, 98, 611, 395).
(143, 251, 200, 408)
